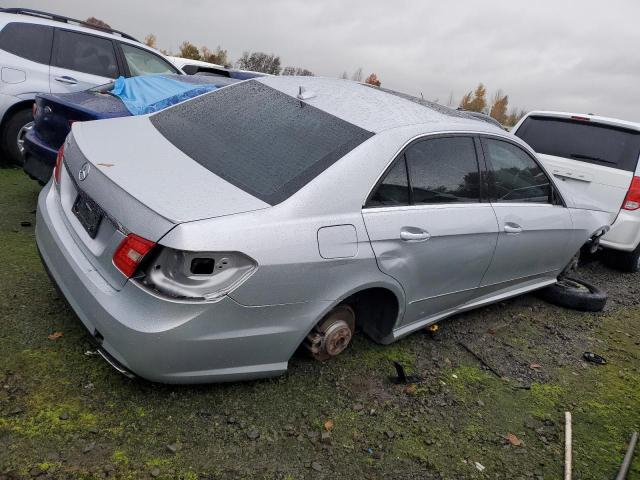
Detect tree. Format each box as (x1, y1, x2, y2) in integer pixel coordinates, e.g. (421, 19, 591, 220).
(339, 71, 348, 79)
(200, 46, 230, 67)
(282, 66, 314, 76)
(489, 90, 509, 125)
(505, 107, 527, 127)
(364, 73, 381, 87)
(459, 83, 487, 113)
(144, 34, 157, 49)
(459, 91, 474, 110)
(85, 17, 111, 29)
(236, 51, 281, 75)
(178, 41, 201, 60)
(351, 67, 363, 82)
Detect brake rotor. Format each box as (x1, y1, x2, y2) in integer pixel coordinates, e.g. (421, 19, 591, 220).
(305, 305, 355, 362)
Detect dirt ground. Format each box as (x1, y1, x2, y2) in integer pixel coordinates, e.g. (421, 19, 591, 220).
(0, 167, 638, 480)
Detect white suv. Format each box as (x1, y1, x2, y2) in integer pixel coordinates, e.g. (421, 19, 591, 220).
(513, 111, 640, 271)
(0, 8, 182, 165)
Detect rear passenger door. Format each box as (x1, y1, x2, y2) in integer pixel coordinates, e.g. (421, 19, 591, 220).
(362, 135, 499, 326)
(480, 137, 573, 289)
(50, 29, 120, 93)
(0, 22, 53, 95)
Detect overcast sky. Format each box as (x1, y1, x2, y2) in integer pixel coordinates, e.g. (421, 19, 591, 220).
(7, 0, 640, 121)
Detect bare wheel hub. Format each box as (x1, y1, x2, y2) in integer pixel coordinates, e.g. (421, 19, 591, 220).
(305, 305, 355, 361)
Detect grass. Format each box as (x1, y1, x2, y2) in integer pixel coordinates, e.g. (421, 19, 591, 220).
(0, 167, 638, 479)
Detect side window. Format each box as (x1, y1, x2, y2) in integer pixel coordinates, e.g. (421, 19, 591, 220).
(405, 137, 480, 204)
(367, 158, 410, 207)
(120, 43, 178, 76)
(0, 23, 53, 64)
(483, 138, 552, 204)
(54, 30, 118, 78)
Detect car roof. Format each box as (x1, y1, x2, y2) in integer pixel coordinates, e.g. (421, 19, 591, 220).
(522, 111, 640, 132)
(257, 76, 506, 135)
(0, 10, 155, 51)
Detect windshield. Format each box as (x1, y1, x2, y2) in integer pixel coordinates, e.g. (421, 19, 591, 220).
(151, 80, 374, 205)
(515, 116, 640, 172)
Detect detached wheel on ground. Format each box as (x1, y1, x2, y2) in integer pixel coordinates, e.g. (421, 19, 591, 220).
(1, 107, 33, 166)
(603, 246, 640, 273)
(305, 305, 355, 361)
(538, 277, 607, 312)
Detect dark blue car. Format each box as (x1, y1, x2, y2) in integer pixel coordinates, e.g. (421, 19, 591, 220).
(23, 71, 260, 184)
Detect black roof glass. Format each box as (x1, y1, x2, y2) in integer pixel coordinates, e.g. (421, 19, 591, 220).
(151, 80, 374, 205)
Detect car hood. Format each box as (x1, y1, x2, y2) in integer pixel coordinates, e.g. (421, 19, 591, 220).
(71, 116, 270, 224)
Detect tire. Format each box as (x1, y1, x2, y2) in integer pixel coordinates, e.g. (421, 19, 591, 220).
(1, 107, 33, 167)
(537, 277, 607, 312)
(603, 246, 640, 273)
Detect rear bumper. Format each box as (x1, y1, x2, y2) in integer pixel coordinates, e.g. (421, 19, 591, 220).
(23, 130, 57, 185)
(600, 210, 640, 252)
(36, 182, 328, 383)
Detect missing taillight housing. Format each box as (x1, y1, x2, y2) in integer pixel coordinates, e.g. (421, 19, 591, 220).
(53, 145, 64, 184)
(113, 233, 156, 278)
(191, 257, 215, 275)
(138, 248, 257, 301)
(622, 176, 640, 211)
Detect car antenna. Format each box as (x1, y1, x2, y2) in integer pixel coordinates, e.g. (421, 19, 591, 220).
(297, 86, 316, 101)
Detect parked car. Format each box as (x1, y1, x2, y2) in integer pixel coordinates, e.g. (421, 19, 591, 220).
(0, 7, 181, 165)
(513, 111, 640, 271)
(36, 77, 610, 383)
(169, 56, 266, 80)
(23, 71, 261, 185)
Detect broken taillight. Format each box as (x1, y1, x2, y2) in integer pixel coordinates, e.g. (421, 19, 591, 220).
(622, 176, 640, 211)
(53, 145, 64, 184)
(113, 233, 156, 278)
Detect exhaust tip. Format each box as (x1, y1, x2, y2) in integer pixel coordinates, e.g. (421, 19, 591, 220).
(96, 348, 136, 379)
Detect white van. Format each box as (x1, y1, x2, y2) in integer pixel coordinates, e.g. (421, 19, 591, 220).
(513, 111, 640, 271)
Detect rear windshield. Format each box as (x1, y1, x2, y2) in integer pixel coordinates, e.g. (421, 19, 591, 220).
(151, 81, 373, 204)
(515, 116, 640, 172)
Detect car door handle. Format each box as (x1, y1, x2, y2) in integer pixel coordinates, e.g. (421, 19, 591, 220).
(551, 169, 591, 183)
(54, 76, 78, 85)
(400, 228, 430, 242)
(504, 223, 523, 234)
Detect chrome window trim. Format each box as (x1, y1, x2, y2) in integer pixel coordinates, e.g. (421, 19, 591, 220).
(362, 202, 492, 214)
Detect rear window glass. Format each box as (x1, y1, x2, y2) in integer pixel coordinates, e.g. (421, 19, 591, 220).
(515, 116, 640, 172)
(0, 22, 53, 64)
(151, 81, 374, 205)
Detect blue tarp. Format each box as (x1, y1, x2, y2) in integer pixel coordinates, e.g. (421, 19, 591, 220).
(110, 75, 218, 116)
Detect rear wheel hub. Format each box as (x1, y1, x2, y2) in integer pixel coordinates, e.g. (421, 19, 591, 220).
(305, 305, 355, 361)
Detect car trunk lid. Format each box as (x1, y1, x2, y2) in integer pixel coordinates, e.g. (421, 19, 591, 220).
(57, 116, 269, 290)
(34, 91, 128, 151)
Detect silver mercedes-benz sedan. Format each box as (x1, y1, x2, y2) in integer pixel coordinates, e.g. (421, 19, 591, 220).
(36, 76, 610, 383)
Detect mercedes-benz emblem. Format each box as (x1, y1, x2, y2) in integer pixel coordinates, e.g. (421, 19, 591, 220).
(78, 162, 90, 182)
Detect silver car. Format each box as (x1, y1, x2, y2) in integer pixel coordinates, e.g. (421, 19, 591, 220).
(36, 76, 610, 383)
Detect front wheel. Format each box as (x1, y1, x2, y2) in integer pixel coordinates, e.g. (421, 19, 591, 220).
(1, 108, 33, 166)
(537, 277, 607, 312)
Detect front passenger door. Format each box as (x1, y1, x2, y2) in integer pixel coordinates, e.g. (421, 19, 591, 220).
(480, 137, 574, 288)
(362, 136, 499, 327)
(50, 29, 119, 93)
